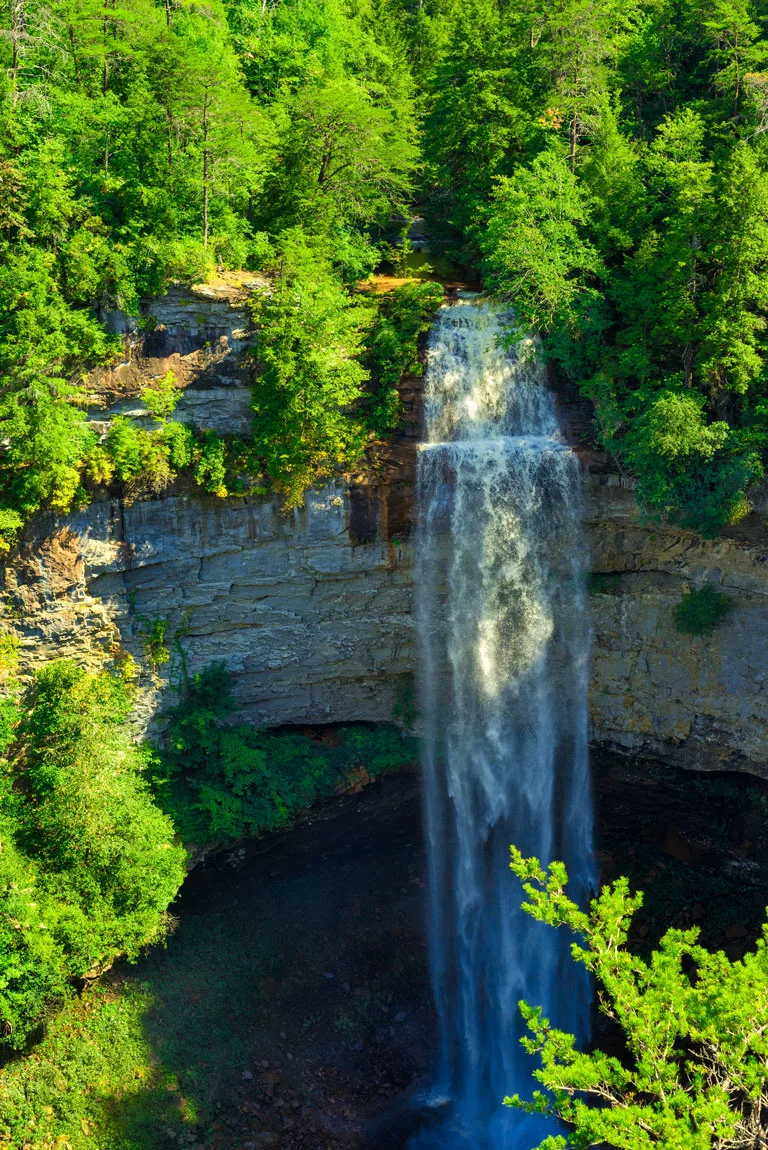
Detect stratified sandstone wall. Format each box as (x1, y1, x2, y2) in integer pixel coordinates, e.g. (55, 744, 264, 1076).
(3, 471, 768, 772)
(3, 486, 415, 731)
(585, 476, 768, 775)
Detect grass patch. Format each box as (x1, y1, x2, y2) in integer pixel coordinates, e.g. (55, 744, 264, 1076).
(673, 583, 732, 636)
(0, 909, 273, 1149)
(587, 572, 621, 595)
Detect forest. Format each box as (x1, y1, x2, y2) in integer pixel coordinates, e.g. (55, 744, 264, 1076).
(2, 0, 768, 539)
(3, 0, 768, 1145)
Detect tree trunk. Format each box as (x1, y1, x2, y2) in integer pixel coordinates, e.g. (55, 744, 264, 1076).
(203, 92, 210, 249)
(102, 0, 109, 95)
(164, 102, 174, 173)
(165, 0, 172, 26)
(683, 341, 694, 387)
(68, 25, 81, 85)
(11, 0, 26, 104)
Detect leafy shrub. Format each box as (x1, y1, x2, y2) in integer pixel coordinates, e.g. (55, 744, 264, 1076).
(193, 432, 229, 497)
(140, 618, 171, 668)
(141, 371, 180, 419)
(625, 393, 763, 539)
(150, 663, 418, 846)
(0, 807, 70, 1049)
(0, 662, 187, 1050)
(509, 850, 768, 1150)
(674, 583, 732, 636)
(364, 280, 444, 435)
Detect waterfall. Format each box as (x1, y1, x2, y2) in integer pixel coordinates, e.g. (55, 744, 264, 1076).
(414, 297, 594, 1148)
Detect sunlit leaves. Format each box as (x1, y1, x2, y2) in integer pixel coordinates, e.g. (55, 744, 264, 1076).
(509, 849, 768, 1150)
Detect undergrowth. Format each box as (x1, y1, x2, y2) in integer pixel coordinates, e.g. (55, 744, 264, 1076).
(148, 662, 418, 847)
(674, 584, 732, 636)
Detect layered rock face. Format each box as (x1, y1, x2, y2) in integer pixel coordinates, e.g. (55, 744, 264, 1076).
(585, 478, 768, 775)
(88, 273, 265, 437)
(3, 282, 768, 774)
(7, 474, 768, 776)
(5, 488, 414, 731)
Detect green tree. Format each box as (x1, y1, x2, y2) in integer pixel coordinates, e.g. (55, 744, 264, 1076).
(421, 0, 531, 263)
(257, 76, 416, 275)
(697, 0, 763, 119)
(0, 660, 187, 1049)
(508, 848, 768, 1149)
(249, 231, 374, 506)
(482, 147, 603, 332)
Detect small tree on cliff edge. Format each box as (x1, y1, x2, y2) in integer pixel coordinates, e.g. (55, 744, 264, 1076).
(508, 847, 768, 1149)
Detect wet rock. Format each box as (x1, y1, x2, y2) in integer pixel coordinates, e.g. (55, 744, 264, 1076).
(661, 828, 693, 863)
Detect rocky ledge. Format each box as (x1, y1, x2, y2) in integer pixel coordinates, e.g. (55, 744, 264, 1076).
(3, 470, 768, 777)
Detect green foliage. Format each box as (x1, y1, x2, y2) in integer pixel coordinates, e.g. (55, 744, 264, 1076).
(5, 0, 768, 532)
(508, 849, 768, 1150)
(0, 814, 71, 1051)
(249, 232, 375, 507)
(621, 392, 763, 538)
(0, 980, 163, 1149)
(0, 662, 186, 1052)
(192, 432, 229, 498)
(256, 77, 417, 258)
(0, 0, 423, 534)
(364, 280, 444, 436)
(141, 371, 180, 419)
(674, 584, 733, 636)
(150, 663, 418, 846)
(139, 618, 171, 668)
(425, 0, 768, 536)
(482, 149, 603, 333)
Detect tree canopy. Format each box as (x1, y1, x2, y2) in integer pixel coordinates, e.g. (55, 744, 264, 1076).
(5, 0, 768, 534)
(509, 848, 768, 1150)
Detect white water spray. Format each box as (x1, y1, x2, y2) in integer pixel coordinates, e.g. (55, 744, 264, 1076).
(414, 297, 594, 1148)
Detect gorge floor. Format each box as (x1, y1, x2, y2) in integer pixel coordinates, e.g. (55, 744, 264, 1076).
(25, 759, 768, 1150)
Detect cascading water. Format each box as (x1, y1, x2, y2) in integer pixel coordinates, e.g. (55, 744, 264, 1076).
(413, 296, 594, 1149)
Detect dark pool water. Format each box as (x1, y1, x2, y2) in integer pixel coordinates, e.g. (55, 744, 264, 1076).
(107, 756, 768, 1149)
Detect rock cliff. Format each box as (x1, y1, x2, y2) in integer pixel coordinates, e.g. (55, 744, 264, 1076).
(4, 487, 414, 731)
(586, 477, 768, 776)
(6, 472, 768, 775)
(3, 284, 767, 775)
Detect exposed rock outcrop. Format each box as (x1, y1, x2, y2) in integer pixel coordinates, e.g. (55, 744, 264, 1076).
(586, 476, 768, 775)
(4, 485, 414, 732)
(88, 273, 265, 438)
(5, 472, 768, 776)
(4, 281, 768, 774)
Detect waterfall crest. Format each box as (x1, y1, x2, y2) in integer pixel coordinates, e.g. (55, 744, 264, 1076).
(415, 297, 594, 1148)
